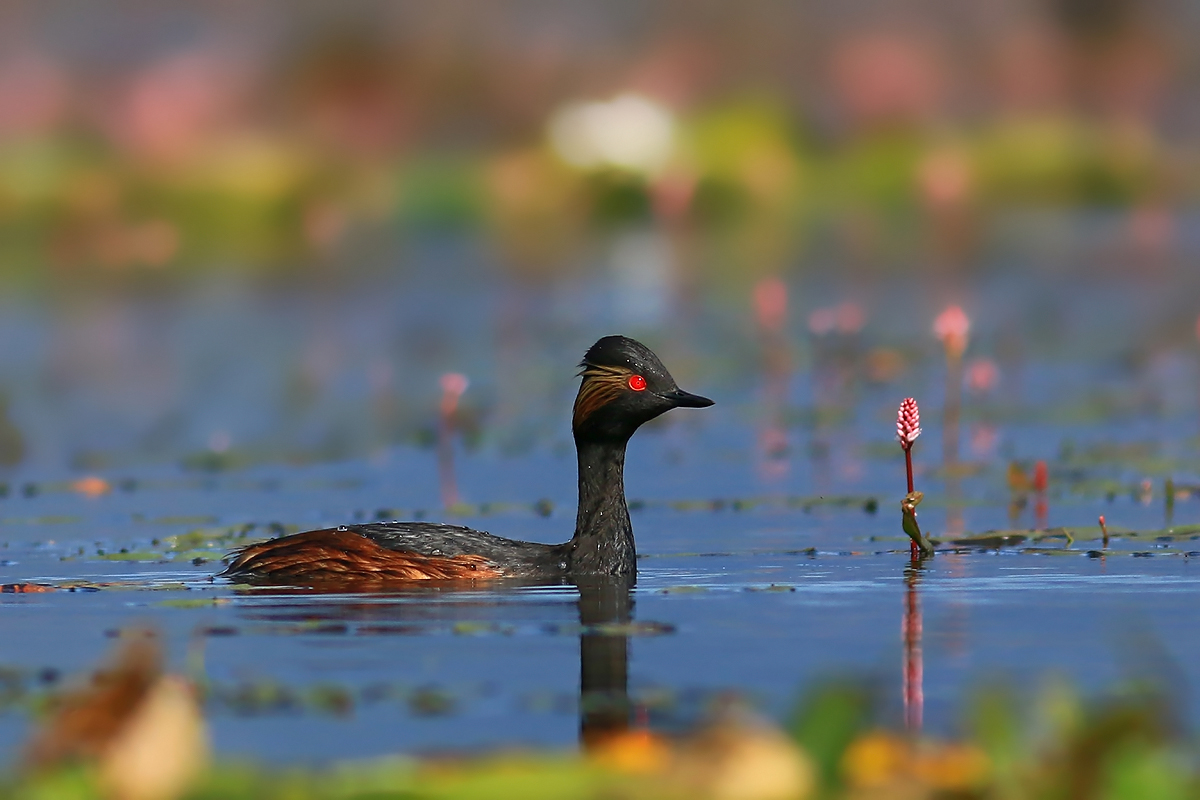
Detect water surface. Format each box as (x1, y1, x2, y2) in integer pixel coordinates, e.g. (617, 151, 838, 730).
(2, 259, 1200, 762)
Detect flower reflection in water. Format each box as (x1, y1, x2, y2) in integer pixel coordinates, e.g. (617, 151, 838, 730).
(902, 557, 927, 733)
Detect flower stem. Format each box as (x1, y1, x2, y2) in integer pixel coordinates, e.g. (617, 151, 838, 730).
(903, 444, 916, 557)
(904, 445, 914, 494)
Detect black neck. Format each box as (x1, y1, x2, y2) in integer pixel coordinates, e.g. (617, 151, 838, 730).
(568, 436, 635, 575)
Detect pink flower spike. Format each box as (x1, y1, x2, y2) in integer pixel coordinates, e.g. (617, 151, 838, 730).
(835, 301, 866, 334)
(933, 304, 970, 358)
(440, 372, 469, 398)
(807, 307, 836, 336)
(753, 277, 788, 335)
(897, 397, 921, 447)
(965, 357, 1000, 394)
(439, 373, 469, 417)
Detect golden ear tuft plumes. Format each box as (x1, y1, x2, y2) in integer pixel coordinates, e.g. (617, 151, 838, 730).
(573, 363, 632, 428)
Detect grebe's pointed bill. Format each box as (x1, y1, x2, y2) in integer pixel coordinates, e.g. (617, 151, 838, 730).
(661, 388, 714, 408)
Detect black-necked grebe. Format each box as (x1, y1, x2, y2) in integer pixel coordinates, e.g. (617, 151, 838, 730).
(220, 335, 713, 585)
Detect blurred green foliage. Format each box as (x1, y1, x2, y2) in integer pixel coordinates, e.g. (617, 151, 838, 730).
(0, 95, 1180, 286)
(5, 677, 1200, 799)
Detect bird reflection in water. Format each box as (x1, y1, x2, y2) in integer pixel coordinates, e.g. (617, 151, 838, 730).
(228, 578, 640, 750)
(576, 577, 636, 748)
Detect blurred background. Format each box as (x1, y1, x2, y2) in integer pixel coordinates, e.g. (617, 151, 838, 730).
(0, 0, 1199, 475)
(1, 0, 1196, 278)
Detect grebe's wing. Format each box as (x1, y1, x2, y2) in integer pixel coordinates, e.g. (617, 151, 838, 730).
(350, 521, 567, 572)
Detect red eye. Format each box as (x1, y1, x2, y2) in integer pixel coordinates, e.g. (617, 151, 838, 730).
(628, 374, 647, 392)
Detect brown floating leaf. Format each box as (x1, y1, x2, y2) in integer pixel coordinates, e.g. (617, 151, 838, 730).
(1, 583, 56, 593)
(72, 476, 112, 498)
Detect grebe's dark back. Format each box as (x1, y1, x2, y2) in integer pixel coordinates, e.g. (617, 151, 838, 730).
(221, 335, 712, 586)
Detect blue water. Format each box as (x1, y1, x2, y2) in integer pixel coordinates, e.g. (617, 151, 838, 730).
(2, 255, 1200, 763)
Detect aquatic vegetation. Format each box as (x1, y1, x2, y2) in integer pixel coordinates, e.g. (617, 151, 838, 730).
(7, 631, 1200, 800)
(896, 397, 922, 494)
(19, 629, 206, 800)
(896, 398, 933, 557)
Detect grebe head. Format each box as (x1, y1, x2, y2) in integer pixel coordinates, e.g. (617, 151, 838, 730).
(572, 335, 713, 441)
